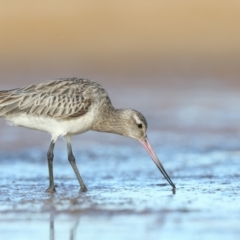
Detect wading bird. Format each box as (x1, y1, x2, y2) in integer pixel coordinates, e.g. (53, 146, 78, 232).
(0, 78, 175, 192)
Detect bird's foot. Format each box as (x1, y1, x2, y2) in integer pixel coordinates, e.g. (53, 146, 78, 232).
(46, 186, 56, 193)
(79, 186, 87, 192)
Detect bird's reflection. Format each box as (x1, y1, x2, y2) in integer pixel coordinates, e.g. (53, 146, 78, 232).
(49, 212, 80, 240)
(50, 213, 55, 240)
(69, 218, 80, 240)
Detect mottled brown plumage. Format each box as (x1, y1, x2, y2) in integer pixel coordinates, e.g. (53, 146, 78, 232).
(0, 78, 108, 119)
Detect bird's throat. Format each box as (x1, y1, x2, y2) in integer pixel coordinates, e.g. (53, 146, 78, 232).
(92, 108, 128, 137)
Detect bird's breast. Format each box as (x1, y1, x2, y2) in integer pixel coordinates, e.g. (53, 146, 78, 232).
(5, 105, 98, 138)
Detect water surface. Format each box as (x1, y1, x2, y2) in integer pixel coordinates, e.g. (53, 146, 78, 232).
(0, 86, 240, 240)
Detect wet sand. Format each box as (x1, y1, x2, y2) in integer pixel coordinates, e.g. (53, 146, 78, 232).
(0, 81, 240, 240)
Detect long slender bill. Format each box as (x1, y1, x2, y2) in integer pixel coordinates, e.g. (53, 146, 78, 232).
(140, 137, 176, 189)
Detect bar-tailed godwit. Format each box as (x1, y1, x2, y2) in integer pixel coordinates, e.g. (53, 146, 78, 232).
(0, 78, 175, 192)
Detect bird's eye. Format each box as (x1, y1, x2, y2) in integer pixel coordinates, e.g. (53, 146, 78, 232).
(137, 123, 143, 129)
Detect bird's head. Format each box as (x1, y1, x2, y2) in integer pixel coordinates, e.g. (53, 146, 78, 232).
(119, 109, 176, 189)
(120, 109, 148, 141)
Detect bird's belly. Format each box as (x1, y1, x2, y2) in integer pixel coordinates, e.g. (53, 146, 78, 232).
(6, 112, 96, 138)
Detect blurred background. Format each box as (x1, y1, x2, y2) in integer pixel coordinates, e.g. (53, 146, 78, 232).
(0, 0, 240, 89)
(0, 0, 240, 149)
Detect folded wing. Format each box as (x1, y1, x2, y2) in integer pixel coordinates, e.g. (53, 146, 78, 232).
(0, 79, 92, 119)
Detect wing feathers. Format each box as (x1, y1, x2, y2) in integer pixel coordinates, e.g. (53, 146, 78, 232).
(0, 79, 92, 119)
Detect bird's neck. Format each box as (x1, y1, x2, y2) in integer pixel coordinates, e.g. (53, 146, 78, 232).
(92, 107, 128, 136)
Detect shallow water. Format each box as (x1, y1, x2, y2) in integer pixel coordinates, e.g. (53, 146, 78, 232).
(0, 145, 240, 240)
(0, 86, 240, 239)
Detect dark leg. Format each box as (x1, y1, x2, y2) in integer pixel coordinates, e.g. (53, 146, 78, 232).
(46, 141, 56, 193)
(67, 141, 87, 192)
